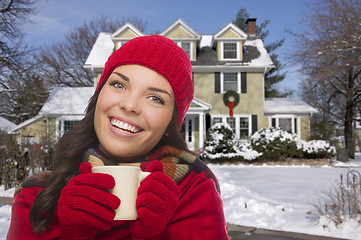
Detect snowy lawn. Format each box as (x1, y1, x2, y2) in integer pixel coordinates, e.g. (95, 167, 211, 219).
(0, 157, 361, 239)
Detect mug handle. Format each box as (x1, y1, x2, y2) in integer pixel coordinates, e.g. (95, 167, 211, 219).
(139, 171, 151, 183)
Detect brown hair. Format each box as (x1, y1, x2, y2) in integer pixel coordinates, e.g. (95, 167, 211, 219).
(30, 82, 190, 233)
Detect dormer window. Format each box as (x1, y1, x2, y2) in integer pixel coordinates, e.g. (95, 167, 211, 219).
(174, 41, 193, 60)
(181, 42, 191, 58)
(221, 42, 240, 60)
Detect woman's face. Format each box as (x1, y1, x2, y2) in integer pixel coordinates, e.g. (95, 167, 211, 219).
(94, 64, 175, 162)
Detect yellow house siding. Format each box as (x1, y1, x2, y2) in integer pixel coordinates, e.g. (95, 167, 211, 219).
(193, 72, 264, 130)
(16, 117, 57, 144)
(113, 30, 139, 39)
(93, 73, 101, 89)
(301, 117, 310, 141)
(264, 117, 269, 128)
(163, 25, 194, 38)
(218, 29, 241, 38)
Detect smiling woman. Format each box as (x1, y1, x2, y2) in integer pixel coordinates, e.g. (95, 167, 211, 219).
(7, 35, 229, 240)
(94, 65, 175, 162)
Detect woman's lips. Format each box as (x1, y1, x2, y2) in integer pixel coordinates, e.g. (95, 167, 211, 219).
(110, 118, 143, 134)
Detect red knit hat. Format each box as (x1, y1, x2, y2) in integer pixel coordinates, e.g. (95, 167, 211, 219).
(96, 35, 194, 129)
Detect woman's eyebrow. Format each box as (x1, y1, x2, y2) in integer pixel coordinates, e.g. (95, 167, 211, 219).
(112, 72, 129, 81)
(148, 87, 171, 97)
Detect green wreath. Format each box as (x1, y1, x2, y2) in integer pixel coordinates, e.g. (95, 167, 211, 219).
(223, 90, 239, 107)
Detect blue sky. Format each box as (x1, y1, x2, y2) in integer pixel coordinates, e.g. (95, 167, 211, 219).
(22, 0, 312, 94)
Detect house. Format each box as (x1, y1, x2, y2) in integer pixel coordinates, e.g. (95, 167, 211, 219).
(8, 87, 93, 145)
(10, 18, 317, 151)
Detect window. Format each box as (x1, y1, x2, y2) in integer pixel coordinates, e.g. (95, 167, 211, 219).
(188, 119, 192, 142)
(181, 42, 191, 58)
(213, 115, 251, 139)
(223, 42, 237, 59)
(223, 73, 238, 92)
(174, 41, 192, 60)
(213, 117, 222, 124)
(227, 117, 236, 133)
(271, 118, 276, 128)
(216, 72, 247, 94)
(279, 118, 292, 133)
(64, 120, 78, 133)
(57, 119, 80, 141)
(239, 117, 249, 139)
(269, 116, 300, 138)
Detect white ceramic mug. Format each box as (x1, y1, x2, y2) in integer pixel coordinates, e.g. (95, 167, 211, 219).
(91, 166, 150, 220)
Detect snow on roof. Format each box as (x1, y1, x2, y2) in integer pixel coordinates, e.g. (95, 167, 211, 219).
(244, 39, 273, 67)
(200, 35, 213, 48)
(0, 117, 16, 131)
(264, 98, 318, 115)
(39, 87, 94, 115)
(85, 33, 114, 67)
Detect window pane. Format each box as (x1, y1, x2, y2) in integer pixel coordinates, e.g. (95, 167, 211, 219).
(223, 43, 237, 59)
(279, 118, 292, 133)
(181, 42, 191, 58)
(271, 118, 276, 128)
(64, 120, 79, 133)
(227, 117, 236, 133)
(213, 117, 222, 124)
(224, 73, 238, 92)
(239, 117, 249, 139)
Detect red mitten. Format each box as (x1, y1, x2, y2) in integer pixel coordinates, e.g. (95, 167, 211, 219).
(58, 162, 120, 239)
(130, 160, 180, 240)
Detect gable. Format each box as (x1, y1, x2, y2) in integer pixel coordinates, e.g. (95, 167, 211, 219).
(113, 29, 139, 39)
(214, 23, 247, 40)
(111, 23, 144, 39)
(164, 25, 195, 39)
(217, 28, 243, 39)
(161, 19, 200, 39)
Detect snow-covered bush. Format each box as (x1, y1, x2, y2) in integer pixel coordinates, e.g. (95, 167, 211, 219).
(201, 123, 261, 162)
(202, 126, 335, 163)
(250, 128, 300, 160)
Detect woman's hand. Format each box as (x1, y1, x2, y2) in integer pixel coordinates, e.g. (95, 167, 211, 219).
(130, 161, 180, 240)
(58, 162, 120, 239)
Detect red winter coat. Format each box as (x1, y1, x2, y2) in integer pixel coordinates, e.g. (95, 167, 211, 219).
(7, 169, 229, 239)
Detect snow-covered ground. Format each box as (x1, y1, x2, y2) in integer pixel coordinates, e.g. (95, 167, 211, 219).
(0, 157, 361, 239)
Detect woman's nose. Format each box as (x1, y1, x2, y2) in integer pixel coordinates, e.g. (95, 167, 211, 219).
(120, 93, 141, 114)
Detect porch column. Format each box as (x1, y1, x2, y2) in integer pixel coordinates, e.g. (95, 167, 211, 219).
(199, 112, 205, 149)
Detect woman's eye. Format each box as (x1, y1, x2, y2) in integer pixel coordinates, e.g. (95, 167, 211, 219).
(149, 95, 165, 105)
(109, 80, 125, 89)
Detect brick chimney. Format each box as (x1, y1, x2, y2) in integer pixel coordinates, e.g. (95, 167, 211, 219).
(246, 18, 257, 39)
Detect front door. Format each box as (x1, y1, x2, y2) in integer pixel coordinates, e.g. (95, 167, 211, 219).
(183, 116, 195, 151)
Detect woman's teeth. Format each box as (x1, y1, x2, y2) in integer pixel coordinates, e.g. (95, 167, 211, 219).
(110, 118, 141, 133)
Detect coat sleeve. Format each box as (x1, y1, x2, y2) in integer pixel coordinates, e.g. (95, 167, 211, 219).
(7, 187, 61, 240)
(165, 171, 229, 240)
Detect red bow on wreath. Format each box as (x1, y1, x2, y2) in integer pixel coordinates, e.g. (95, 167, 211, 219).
(223, 90, 239, 117)
(227, 102, 235, 117)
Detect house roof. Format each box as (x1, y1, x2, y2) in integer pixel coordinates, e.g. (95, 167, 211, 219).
(0, 117, 16, 131)
(264, 98, 318, 115)
(8, 115, 44, 134)
(84, 32, 114, 69)
(39, 87, 94, 115)
(84, 19, 273, 71)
